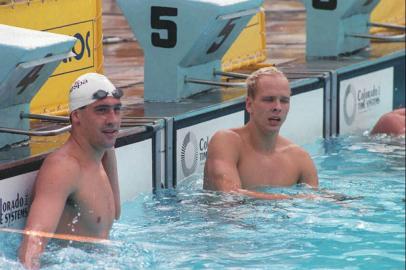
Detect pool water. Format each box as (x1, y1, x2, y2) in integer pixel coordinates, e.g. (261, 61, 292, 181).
(1, 135, 405, 270)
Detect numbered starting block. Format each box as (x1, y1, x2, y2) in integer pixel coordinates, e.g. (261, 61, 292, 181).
(117, 0, 263, 102)
(0, 24, 76, 148)
(302, 0, 380, 57)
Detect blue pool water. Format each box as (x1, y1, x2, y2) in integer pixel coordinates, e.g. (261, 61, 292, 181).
(1, 135, 405, 269)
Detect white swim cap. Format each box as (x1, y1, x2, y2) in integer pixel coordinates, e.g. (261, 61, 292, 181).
(69, 73, 121, 113)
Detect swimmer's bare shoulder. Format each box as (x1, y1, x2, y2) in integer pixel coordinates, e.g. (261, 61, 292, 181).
(278, 137, 319, 187)
(19, 150, 81, 268)
(371, 108, 405, 135)
(29, 149, 80, 217)
(278, 137, 307, 156)
(211, 128, 244, 158)
(37, 148, 81, 187)
(203, 129, 243, 191)
(394, 108, 405, 116)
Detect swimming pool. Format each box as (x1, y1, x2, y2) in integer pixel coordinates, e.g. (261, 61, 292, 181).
(1, 135, 404, 270)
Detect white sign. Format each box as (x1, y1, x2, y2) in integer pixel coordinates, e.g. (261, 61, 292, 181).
(340, 67, 394, 135)
(176, 111, 245, 182)
(0, 138, 152, 230)
(0, 171, 37, 229)
(281, 88, 324, 145)
(116, 139, 153, 202)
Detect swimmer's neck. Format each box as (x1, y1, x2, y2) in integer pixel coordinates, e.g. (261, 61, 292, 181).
(246, 122, 279, 153)
(68, 134, 106, 162)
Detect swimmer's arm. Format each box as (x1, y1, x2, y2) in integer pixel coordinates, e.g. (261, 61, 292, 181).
(203, 131, 291, 200)
(102, 148, 120, 220)
(298, 150, 319, 188)
(234, 189, 293, 200)
(203, 131, 242, 192)
(19, 156, 77, 270)
(204, 155, 292, 200)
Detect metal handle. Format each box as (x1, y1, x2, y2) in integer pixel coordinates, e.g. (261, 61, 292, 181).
(0, 125, 71, 136)
(20, 112, 69, 123)
(185, 77, 246, 88)
(368, 22, 406, 32)
(214, 69, 327, 81)
(348, 33, 405, 42)
(0, 123, 157, 136)
(214, 70, 249, 79)
(348, 21, 406, 42)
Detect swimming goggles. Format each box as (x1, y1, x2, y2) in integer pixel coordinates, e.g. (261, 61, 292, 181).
(92, 89, 124, 100)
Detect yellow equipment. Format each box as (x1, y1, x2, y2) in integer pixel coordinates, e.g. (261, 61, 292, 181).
(222, 11, 267, 71)
(371, 0, 405, 34)
(0, 0, 103, 115)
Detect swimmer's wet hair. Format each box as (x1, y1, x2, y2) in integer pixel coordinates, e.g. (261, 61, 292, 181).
(246, 66, 285, 97)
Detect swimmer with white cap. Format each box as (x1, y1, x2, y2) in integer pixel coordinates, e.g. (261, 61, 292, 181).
(19, 73, 122, 270)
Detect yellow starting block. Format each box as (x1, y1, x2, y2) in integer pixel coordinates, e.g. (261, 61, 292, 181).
(0, 0, 103, 116)
(222, 10, 267, 72)
(370, 0, 405, 34)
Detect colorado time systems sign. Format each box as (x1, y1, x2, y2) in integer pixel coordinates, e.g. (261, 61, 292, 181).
(176, 111, 244, 182)
(0, 193, 30, 227)
(0, 172, 36, 228)
(339, 67, 394, 134)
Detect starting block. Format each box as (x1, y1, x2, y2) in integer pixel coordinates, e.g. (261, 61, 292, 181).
(117, 0, 263, 102)
(0, 0, 104, 115)
(302, 0, 380, 57)
(0, 24, 76, 148)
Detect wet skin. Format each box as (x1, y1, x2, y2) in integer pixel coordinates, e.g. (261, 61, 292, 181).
(204, 74, 318, 200)
(19, 97, 122, 270)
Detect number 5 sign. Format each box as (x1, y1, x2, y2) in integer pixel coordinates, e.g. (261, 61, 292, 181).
(117, 0, 262, 102)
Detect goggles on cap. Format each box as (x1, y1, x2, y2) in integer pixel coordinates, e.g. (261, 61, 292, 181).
(92, 88, 124, 100)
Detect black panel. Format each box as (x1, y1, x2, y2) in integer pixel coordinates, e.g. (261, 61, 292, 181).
(312, 0, 337, 10)
(0, 158, 44, 181)
(115, 128, 154, 148)
(291, 78, 325, 96)
(393, 59, 405, 109)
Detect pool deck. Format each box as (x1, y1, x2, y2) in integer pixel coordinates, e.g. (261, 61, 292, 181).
(101, 0, 405, 90)
(100, 0, 404, 112)
(101, 0, 309, 93)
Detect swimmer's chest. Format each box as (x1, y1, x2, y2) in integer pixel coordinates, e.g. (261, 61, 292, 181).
(238, 150, 300, 188)
(69, 169, 115, 231)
